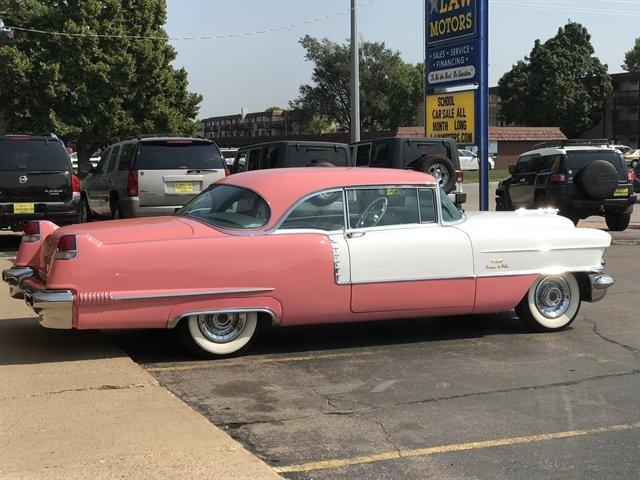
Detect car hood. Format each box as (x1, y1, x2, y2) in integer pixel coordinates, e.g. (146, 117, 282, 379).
(50, 216, 202, 245)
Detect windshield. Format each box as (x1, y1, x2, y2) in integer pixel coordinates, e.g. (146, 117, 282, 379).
(178, 184, 270, 229)
(138, 141, 225, 170)
(566, 151, 625, 172)
(0, 139, 70, 171)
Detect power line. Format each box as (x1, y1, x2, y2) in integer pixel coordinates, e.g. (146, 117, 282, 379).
(4, 0, 374, 41)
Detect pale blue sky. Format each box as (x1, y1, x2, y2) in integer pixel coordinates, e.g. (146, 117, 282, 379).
(164, 0, 640, 119)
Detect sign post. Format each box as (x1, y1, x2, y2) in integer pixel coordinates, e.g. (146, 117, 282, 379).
(425, 0, 489, 211)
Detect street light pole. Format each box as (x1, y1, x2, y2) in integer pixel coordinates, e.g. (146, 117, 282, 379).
(350, 0, 360, 142)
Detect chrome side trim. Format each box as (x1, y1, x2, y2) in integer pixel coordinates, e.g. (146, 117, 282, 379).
(111, 287, 274, 301)
(168, 307, 278, 329)
(482, 245, 607, 254)
(2, 266, 35, 299)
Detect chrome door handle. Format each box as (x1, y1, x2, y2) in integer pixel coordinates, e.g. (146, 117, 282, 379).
(346, 231, 366, 238)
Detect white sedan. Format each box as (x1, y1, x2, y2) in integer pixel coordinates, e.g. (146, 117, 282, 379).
(458, 149, 495, 170)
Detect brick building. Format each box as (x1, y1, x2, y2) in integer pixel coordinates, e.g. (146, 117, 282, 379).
(202, 108, 289, 142)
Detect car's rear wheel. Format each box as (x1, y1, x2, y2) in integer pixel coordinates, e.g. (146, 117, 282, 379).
(415, 154, 456, 193)
(79, 197, 91, 223)
(177, 311, 259, 358)
(605, 211, 631, 231)
(111, 200, 123, 220)
(515, 273, 581, 332)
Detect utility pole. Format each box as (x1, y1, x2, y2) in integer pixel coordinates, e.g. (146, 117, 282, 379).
(350, 0, 360, 142)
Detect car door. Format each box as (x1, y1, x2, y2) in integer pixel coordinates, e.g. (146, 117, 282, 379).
(509, 154, 538, 208)
(344, 186, 475, 313)
(85, 147, 112, 217)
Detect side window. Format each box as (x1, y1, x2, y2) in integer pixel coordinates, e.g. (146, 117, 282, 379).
(355, 144, 371, 166)
(95, 147, 112, 174)
(440, 188, 463, 222)
(235, 151, 248, 173)
(279, 191, 345, 231)
(108, 145, 121, 172)
(370, 141, 389, 167)
(247, 149, 261, 171)
(261, 146, 280, 169)
(515, 155, 532, 174)
(347, 187, 419, 229)
(118, 144, 136, 171)
(418, 188, 436, 223)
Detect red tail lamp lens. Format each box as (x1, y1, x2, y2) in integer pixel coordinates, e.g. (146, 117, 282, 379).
(455, 170, 464, 183)
(72, 174, 81, 193)
(127, 170, 138, 197)
(550, 173, 566, 183)
(57, 235, 77, 251)
(22, 221, 41, 242)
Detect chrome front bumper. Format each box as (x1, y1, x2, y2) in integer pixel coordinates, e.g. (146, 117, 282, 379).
(2, 266, 74, 329)
(587, 273, 615, 303)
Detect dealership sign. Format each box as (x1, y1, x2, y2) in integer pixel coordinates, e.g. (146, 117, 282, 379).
(426, 90, 475, 144)
(426, 0, 477, 46)
(426, 38, 478, 87)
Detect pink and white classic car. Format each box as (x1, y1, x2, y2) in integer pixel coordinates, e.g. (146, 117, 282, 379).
(3, 168, 615, 357)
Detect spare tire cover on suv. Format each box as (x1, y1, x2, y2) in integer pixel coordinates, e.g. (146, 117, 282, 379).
(577, 160, 619, 200)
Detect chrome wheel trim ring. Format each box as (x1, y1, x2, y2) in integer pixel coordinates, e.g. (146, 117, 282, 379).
(197, 312, 247, 344)
(534, 276, 571, 319)
(428, 163, 450, 187)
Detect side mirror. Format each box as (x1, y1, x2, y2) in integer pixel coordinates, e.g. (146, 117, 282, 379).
(79, 163, 94, 174)
(508, 165, 516, 175)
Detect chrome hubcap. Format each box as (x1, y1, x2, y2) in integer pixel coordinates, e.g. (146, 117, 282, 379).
(428, 163, 450, 187)
(197, 312, 247, 343)
(534, 277, 571, 319)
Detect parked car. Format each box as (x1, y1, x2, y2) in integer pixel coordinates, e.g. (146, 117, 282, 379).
(625, 149, 640, 169)
(220, 148, 238, 167)
(80, 136, 227, 220)
(495, 140, 637, 231)
(457, 149, 495, 170)
(633, 162, 640, 193)
(0, 134, 83, 231)
(70, 152, 100, 174)
(608, 144, 631, 156)
(3, 168, 614, 358)
(350, 137, 466, 205)
(232, 141, 350, 174)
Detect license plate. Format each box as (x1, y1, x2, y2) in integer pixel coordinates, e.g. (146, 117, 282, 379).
(174, 182, 194, 193)
(613, 187, 628, 197)
(12, 203, 35, 214)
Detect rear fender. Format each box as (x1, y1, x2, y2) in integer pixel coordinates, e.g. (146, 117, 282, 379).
(166, 296, 283, 329)
(14, 221, 59, 268)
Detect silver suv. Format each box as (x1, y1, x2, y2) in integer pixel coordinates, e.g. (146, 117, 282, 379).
(80, 136, 227, 219)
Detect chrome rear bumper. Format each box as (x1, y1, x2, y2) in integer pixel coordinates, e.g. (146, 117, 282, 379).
(2, 266, 73, 329)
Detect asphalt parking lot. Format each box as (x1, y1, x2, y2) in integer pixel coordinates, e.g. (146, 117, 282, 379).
(1, 215, 638, 479)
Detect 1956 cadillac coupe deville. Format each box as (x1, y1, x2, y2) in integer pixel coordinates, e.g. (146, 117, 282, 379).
(3, 168, 615, 358)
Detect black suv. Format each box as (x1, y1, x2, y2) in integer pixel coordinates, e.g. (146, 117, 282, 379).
(496, 140, 637, 231)
(1, 134, 83, 231)
(350, 137, 466, 204)
(232, 141, 351, 173)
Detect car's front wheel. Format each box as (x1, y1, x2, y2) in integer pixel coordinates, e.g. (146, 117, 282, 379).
(177, 311, 258, 358)
(515, 274, 581, 332)
(605, 211, 631, 231)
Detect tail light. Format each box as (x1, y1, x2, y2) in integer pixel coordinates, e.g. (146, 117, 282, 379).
(55, 235, 78, 260)
(455, 170, 464, 183)
(550, 173, 566, 183)
(22, 221, 41, 243)
(225, 167, 230, 177)
(127, 170, 138, 197)
(71, 174, 81, 194)
(628, 171, 636, 182)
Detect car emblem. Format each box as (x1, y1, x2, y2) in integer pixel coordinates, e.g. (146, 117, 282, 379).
(18, 176, 28, 184)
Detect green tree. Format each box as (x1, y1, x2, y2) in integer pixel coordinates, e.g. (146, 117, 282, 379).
(290, 36, 423, 133)
(0, 0, 202, 162)
(498, 22, 612, 137)
(622, 37, 640, 72)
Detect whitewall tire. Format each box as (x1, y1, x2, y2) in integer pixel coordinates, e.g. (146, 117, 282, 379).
(177, 311, 258, 358)
(516, 273, 581, 332)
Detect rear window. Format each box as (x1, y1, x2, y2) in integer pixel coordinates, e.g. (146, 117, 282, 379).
(0, 139, 70, 171)
(566, 151, 625, 171)
(288, 146, 349, 167)
(137, 141, 225, 170)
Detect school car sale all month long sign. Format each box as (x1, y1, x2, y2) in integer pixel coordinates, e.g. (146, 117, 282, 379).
(426, 90, 475, 144)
